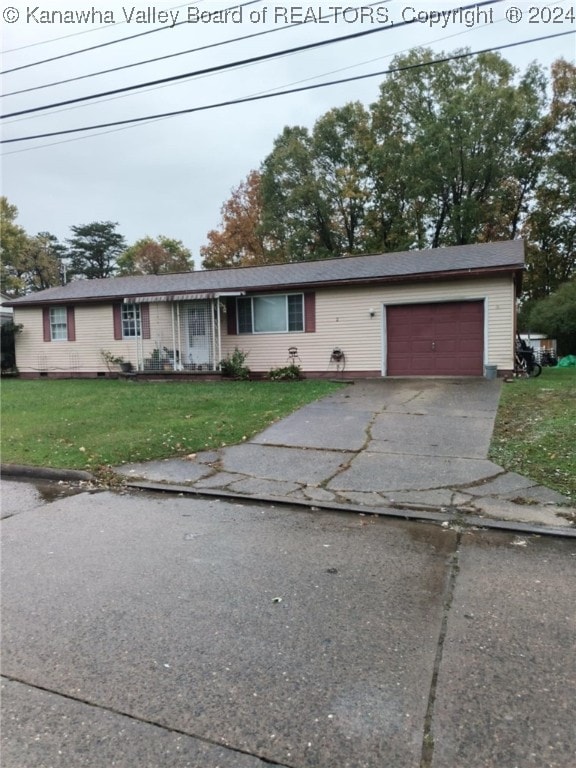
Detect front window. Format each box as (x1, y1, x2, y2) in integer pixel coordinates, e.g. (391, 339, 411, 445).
(122, 303, 141, 338)
(238, 294, 304, 333)
(50, 307, 67, 340)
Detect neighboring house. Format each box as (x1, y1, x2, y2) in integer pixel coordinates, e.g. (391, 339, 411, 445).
(6, 240, 525, 379)
(1, 293, 14, 326)
(519, 333, 558, 359)
(1, 293, 17, 371)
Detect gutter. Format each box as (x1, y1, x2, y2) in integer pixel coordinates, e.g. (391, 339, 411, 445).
(5, 266, 525, 308)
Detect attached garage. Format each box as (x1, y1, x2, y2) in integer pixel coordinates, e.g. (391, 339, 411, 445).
(8, 241, 523, 379)
(386, 301, 484, 376)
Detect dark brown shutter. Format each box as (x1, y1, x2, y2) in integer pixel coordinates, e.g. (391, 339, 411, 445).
(43, 307, 51, 342)
(304, 292, 316, 333)
(66, 307, 76, 341)
(141, 303, 151, 339)
(113, 303, 122, 340)
(226, 297, 237, 335)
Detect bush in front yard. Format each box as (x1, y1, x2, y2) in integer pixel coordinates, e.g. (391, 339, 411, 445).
(219, 347, 251, 380)
(268, 364, 302, 381)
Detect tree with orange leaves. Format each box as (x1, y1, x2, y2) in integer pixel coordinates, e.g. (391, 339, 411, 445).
(201, 170, 271, 269)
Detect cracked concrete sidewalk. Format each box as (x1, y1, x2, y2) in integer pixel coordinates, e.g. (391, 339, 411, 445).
(116, 379, 575, 532)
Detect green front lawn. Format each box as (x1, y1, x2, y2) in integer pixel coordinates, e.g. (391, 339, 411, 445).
(0, 379, 342, 471)
(489, 367, 576, 499)
(3, 372, 574, 500)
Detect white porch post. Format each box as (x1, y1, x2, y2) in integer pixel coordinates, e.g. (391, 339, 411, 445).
(216, 299, 222, 370)
(176, 303, 182, 369)
(171, 303, 182, 370)
(136, 326, 143, 371)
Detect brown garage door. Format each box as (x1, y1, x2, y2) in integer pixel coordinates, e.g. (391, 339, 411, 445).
(386, 301, 484, 376)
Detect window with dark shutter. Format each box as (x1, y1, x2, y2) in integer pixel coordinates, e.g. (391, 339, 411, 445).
(42, 306, 75, 342)
(113, 304, 123, 340)
(66, 307, 76, 341)
(226, 297, 238, 335)
(304, 292, 316, 333)
(43, 307, 51, 342)
(235, 294, 307, 334)
(141, 303, 151, 339)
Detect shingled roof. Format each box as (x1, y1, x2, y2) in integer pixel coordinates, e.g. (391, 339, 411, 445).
(8, 240, 525, 306)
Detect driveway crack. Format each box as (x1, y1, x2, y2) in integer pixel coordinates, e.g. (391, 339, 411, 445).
(420, 532, 461, 768)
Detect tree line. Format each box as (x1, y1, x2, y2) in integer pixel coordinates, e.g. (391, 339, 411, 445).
(200, 49, 575, 347)
(2, 49, 573, 349)
(0, 202, 194, 297)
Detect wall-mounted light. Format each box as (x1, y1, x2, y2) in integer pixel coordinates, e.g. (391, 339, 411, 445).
(369, 308, 376, 317)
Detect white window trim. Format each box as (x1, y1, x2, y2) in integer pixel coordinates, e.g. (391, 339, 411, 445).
(237, 293, 304, 334)
(122, 302, 142, 339)
(50, 306, 68, 341)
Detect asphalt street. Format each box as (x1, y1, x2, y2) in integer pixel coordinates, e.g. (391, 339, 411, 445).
(1, 479, 575, 768)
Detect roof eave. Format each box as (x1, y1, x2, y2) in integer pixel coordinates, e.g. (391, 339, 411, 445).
(235, 264, 525, 294)
(7, 264, 524, 307)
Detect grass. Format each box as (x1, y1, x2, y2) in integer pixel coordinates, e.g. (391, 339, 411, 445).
(0, 378, 342, 471)
(3, 372, 574, 499)
(489, 367, 576, 500)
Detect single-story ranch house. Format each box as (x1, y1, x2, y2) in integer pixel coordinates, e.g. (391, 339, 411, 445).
(7, 240, 525, 379)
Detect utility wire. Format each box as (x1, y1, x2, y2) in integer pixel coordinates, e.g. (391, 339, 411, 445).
(3, 56, 271, 125)
(0, 6, 479, 128)
(1, 0, 503, 118)
(2, 2, 196, 53)
(2, 2, 388, 97)
(1, 9, 568, 154)
(1, 0, 262, 74)
(3, 28, 571, 145)
(3, 53, 281, 125)
(1, 116, 171, 156)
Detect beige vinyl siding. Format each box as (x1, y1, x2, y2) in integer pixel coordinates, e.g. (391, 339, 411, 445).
(14, 303, 175, 373)
(15, 305, 124, 373)
(221, 276, 516, 374)
(13, 274, 515, 376)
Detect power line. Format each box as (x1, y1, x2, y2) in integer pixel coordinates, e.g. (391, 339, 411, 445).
(1, 8, 482, 130)
(3, 29, 571, 146)
(2, 2, 388, 98)
(1, 116, 171, 156)
(1, 3, 195, 53)
(0, 0, 262, 74)
(3, 53, 277, 126)
(1, 0, 503, 119)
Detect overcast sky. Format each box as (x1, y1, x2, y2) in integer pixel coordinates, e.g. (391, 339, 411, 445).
(2, 0, 575, 265)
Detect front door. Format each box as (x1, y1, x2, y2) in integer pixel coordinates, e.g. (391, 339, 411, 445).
(185, 301, 212, 368)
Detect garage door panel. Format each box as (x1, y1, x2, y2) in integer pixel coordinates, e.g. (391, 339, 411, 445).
(413, 340, 435, 353)
(410, 362, 433, 375)
(386, 301, 484, 376)
(392, 324, 430, 341)
(461, 321, 482, 335)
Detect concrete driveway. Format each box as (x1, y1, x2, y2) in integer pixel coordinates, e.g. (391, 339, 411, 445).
(117, 379, 574, 531)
